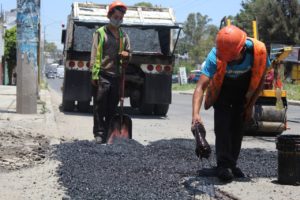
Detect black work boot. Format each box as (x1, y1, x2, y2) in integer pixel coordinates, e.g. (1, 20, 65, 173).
(94, 136, 103, 144)
(94, 132, 105, 144)
(217, 167, 234, 182)
(231, 167, 245, 178)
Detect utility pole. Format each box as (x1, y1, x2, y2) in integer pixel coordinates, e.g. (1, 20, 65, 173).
(16, 0, 40, 114)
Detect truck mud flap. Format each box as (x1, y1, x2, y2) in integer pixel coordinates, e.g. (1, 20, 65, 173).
(63, 70, 92, 102)
(143, 74, 172, 104)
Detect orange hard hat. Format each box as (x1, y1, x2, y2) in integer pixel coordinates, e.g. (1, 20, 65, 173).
(108, 1, 127, 14)
(216, 25, 247, 62)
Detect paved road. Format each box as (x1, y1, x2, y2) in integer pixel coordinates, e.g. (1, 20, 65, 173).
(47, 77, 300, 137)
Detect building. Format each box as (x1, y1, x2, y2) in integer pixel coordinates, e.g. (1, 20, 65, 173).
(0, 9, 16, 85)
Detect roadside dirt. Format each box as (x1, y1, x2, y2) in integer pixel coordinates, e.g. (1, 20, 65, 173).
(0, 129, 50, 172)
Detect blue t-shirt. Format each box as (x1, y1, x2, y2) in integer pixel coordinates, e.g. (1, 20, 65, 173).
(202, 39, 271, 78)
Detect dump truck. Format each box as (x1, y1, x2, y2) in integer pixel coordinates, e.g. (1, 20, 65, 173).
(61, 2, 181, 115)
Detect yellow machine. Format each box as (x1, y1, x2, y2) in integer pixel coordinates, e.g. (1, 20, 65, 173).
(244, 47, 292, 136)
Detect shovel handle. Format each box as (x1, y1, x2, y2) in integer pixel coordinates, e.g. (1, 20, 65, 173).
(120, 64, 127, 116)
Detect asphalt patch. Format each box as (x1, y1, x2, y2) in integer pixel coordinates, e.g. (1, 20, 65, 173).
(54, 138, 278, 199)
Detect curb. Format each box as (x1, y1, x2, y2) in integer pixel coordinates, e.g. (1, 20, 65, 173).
(41, 88, 59, 137)
(287, 100, 300, 106)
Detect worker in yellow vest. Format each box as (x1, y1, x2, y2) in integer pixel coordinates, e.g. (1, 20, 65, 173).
(90, 1, 131, 144)
(192, 25, 271, 182)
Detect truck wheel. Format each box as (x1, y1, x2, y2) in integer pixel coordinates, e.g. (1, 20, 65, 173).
(63, 100, 75, 112)
(154, 104, 169, 116)
(139, 103, 154, 115)
(130, 90, 141, 108)
(77, 101, 90, 112)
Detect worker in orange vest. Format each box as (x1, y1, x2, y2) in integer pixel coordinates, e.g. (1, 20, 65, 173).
(192, 25, 271, 182)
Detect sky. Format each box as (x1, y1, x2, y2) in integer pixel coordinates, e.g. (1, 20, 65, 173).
(1, 0, 243, 49)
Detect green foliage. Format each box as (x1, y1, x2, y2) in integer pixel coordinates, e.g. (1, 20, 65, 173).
(183, 13, 211, 46)
(177, 13, 218, 65)
(234, 0, 300, 44)
(4, 26, 16, 65)
(284, 82, 300, 100)
(44, 41, 58, 53)
(134, 2, 153, 7)
(172, 83, 196, 91)
(4, 26, 17, 85)
(174, 60, 195, 75)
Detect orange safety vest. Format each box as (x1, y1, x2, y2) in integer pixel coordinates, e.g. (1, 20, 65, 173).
(204, 38, 267, 110)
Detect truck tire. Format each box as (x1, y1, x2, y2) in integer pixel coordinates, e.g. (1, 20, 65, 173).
(154, 104, 169, 116)
(130, 90, 141, 108)
(139, 103, 154, 115)
(63, 100, 75, 112)
(77, 101, 90, 113)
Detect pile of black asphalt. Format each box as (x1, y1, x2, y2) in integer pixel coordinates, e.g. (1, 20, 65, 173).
(53, 138, 277, 200)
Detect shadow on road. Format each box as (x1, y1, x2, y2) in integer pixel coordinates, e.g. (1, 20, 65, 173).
(0, 110, 16, 114)
(58, 104, 167, 120)
(52, 138, 278, 199)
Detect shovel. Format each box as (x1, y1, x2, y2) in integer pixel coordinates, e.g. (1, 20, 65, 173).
(106, 65, 132, 144)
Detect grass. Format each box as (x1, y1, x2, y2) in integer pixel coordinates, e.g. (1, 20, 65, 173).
(172, 83, 196, 91)
(283, 83, 300, 101)
(40, 79, 48, 90)
(172, 82, 300, 101)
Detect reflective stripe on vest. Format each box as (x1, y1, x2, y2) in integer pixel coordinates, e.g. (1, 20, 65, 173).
(204, 37, 267, 110)
(92, 26, 125, 80)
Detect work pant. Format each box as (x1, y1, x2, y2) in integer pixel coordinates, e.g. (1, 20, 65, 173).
(213, 71, 251, 169)
(214, 104, 244, 168)
(93, 72, 120, 141)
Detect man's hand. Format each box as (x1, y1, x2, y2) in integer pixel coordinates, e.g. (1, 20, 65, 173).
(120, 51, 129, 60)
(243, 106, 253, 122)
(120, 51, 130, 67)
(91, 79, 98, 87)
(192, 113, 203, 126)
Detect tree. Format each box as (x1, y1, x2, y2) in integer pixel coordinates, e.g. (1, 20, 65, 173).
(178, 12, 217, 68)
(4, 26, 16, 85)
(234, 0, 300, 44)
(44, 41, 61, 61)
(183, 13, 211, 46)
(44, 41, 57, 53)
(134, 2, 153, 7)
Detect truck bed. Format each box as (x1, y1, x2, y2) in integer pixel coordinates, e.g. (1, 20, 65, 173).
(72, 2, 178, 27)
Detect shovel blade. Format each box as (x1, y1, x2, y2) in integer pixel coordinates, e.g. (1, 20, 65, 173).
(107, 114, 132, 144)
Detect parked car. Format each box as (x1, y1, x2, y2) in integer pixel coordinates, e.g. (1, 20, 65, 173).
(56, 65, 65, 79)
(46, 71, 56, 79)
(172, 74, 179, 83)
(188, 70, 202, 83)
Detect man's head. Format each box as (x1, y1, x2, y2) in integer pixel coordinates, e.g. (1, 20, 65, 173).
(107, 1, 127, 27)
(216, 25, 247, 62)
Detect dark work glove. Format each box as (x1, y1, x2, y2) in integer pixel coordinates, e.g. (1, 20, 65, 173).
(191, 122, 211, 159)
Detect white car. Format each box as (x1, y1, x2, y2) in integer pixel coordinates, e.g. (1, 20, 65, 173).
(56, 66, 65, 79)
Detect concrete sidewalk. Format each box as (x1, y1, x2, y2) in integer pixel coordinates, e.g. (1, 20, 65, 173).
(176, 89, 300, 106)
(0, 86, 17, 113)
(0, 85, 57, 137)
(0, 85, 44, 115)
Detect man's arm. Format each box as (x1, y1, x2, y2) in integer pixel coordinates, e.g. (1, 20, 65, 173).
(90, 32, 99, 70)
(90, 32, 99, 85)
(192, 74, 210, 125)
(120, 33, 131, 64)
